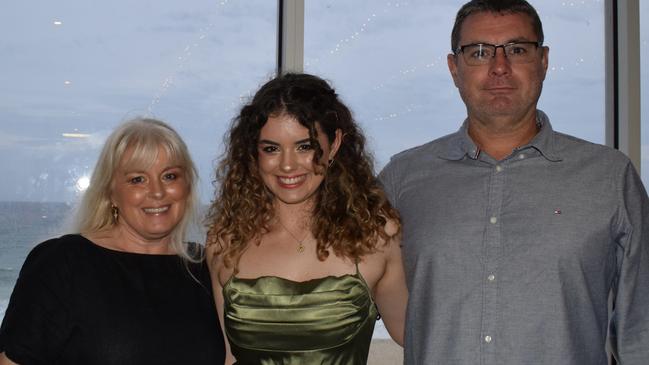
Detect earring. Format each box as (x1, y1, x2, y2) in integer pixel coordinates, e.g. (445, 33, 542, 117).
(111, 204, 119, 223)
(328, 159, 335, 168)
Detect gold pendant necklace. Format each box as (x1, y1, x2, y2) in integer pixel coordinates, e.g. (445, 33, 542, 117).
(277, 219, 308, 253)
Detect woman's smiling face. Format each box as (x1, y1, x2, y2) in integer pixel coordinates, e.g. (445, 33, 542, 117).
(110, 146, 189, 245)
(257, 114, 341, 207)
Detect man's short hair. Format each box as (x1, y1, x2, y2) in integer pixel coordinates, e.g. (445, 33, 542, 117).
(451, 0, 544, 52)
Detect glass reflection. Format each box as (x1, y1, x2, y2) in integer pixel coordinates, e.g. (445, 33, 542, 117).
(0, 0, 276, 320)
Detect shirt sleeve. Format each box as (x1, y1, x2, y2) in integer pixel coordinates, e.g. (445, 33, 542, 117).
(378, 159, 399, 210)
(610, 161, 649, 364)
(0, 239, 74, 365)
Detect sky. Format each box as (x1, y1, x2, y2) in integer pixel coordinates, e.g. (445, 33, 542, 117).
(0, 0, 646, 204)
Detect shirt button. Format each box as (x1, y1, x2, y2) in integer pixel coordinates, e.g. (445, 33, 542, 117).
(489, 216, 497, 224)
(485, 335, 492, 343)
(518, 153, 526, 159)
(495, 165, 503, 172)
(488, 274, 495, 281)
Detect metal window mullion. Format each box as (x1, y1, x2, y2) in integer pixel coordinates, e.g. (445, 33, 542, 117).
(278, 0, 304, 74)
(606, 0, 641, 172)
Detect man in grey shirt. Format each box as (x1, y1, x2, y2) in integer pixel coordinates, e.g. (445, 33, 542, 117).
(379, 0, 649, 364)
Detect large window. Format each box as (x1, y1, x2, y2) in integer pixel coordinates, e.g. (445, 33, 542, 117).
(0, 0, 276, 318)
(305, 1, 463, 167)
(0, 1, 640, 340)
(304, 1, 605, 170)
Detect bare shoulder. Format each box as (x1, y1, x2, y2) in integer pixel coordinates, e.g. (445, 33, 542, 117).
(205, 233, 234, 286)
(363, 217, 401, 265)
(375, 217, 401, 253)
(358, 218, 403, 291)
(204, 230, 222, 260)
(376, 217, 402, 265)
(383, 218, 400, 239)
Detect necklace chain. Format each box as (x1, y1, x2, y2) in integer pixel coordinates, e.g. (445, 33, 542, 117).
(277, 219, 308, 253)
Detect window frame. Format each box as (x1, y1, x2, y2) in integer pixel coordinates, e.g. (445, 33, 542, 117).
(278, 0, 643, 174)
(606, 0, 641, 170)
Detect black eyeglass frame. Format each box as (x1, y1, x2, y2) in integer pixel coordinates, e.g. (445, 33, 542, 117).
(453, 41, 543, 64)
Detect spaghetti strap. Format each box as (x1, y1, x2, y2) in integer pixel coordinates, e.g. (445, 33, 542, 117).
(354, 260, 370, 293)
(352, 260, 381, 320)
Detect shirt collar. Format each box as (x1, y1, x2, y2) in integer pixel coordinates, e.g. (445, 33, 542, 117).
(439, 110, 563, 162)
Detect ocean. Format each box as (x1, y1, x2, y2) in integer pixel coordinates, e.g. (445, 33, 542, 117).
(0, 201, 391, 338)
(0, 201, 72, 319)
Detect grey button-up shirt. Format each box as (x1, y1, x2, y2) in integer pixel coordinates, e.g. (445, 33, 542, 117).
(379, 111, 649, 364)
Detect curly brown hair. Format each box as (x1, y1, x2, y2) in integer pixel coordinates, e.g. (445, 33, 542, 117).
(206, 73, 400, 269)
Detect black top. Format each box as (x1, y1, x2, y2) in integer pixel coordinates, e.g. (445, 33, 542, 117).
(0, 234, 225, 365)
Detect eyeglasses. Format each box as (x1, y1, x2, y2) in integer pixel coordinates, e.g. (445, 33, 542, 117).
(454, 41, 542, 66)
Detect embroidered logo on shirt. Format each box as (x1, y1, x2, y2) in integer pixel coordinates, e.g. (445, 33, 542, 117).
(553, 209, 562, 215)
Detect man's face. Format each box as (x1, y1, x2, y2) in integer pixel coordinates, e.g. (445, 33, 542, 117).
(447, 11, 549, 125)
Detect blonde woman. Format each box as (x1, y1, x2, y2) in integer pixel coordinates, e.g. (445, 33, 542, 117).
(0, 118, 225, 365)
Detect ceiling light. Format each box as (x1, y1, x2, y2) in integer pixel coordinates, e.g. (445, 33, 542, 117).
(62, 133, 90, 138)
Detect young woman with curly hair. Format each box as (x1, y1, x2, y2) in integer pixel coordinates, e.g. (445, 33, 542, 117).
(206, 73, 407, 365)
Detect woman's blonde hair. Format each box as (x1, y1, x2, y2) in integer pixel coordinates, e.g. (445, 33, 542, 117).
(207, 73, 400, 268)
(74, 117, 199, 260)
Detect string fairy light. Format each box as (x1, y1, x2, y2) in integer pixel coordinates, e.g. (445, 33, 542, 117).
(306, 2, 410, 68)
(148, 0, 232, 114)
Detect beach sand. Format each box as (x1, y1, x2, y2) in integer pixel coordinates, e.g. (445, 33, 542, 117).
(368, 339, 403, 364)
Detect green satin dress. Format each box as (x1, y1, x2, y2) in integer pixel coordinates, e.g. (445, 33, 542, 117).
(223, 267, 378, 364)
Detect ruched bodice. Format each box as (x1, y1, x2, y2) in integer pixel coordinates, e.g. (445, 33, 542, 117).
(223, 271, 378, 364)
